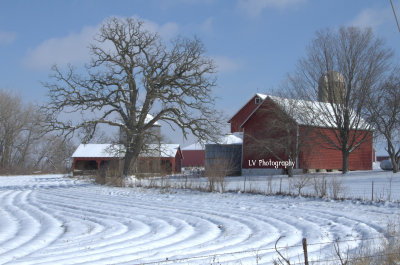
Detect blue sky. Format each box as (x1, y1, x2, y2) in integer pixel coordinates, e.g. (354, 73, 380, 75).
(1, 0, 400, 145)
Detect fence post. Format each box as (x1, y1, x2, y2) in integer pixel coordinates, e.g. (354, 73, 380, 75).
(302, 237, 309, 265)
(372, 181, 374, 201)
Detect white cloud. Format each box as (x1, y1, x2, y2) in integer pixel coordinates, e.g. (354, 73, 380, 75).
(213, 56, 241, 73)
(0, 30, 16, 45)
(237, 0, 307, 17)
(23, 17, 179, 70)
(348, 8, 392, 30)
(140, 19, 179, 39)
(24, 26, 98, 70)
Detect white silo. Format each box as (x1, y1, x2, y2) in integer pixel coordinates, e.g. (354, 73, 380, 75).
(318, 71, 346, 104)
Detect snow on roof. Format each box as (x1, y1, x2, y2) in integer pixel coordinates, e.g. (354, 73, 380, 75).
(208, 133, 243, 145)
(72, 143, 180, 158)
(72, 144, 125, 158)
(144, 114, 160, 126)
(182, 142, 205, 150)
(140, 144, 180, 158)
(241, 93, 370, 129)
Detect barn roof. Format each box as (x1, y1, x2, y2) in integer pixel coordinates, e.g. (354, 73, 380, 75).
(72, 143, 181, 158)
(72, 144, 125, 158)
(182, 142, 205, 150)
(240, 94, 370, 130)
(206, 133, 243, 145)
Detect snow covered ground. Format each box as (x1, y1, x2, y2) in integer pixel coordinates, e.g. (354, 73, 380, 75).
(0, 172, 400, 264)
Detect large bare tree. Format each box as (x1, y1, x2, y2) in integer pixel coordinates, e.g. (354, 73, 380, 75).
(43, 17, 221, 177)
(287, 27, 393, 173)
(366, 70, 400, 173)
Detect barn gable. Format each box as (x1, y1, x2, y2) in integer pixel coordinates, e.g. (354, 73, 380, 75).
(228, 94, 267, 133)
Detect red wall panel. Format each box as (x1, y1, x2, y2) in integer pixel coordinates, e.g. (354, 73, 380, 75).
(181, 150, 205, 167)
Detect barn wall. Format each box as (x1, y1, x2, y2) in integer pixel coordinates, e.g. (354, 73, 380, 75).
(298, 127, 373, 170)
(181, 150, 205, 167)
(229, 95, 262, 133)
(242, 99, 293, 170)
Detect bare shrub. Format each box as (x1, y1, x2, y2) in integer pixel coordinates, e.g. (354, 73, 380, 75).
(313, 176, 327, 198)
(94, 164, 125, 187)
(205, 158, 234, 193)
(329, 176, 346, 199)
(291, 175, 311, 196)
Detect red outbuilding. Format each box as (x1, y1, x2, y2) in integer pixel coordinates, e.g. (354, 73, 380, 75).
(229, 94, 373, 175)
(181, 143, 205, 168)
(72, 143, 183, 175)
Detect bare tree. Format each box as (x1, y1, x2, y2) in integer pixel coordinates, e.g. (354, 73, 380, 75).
(0, 89, 50, 174)
(43, 17, 221, 177)
(287, 27, 393, 173)
(366, 70, 400, 173)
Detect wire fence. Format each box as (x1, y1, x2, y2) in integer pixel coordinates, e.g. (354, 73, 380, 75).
(130, 234, 400, 265)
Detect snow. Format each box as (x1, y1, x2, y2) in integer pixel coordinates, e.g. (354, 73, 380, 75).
(72, 144, 125, 158)
(0, 171, 400, 264)
(144, 113, 160, 126)
(72, 144, 180, 158)
(212, 133, 243, 145)
(182, 143, 205, 151)
(246, 93, 370, 129)
(183, 133, 243, 149)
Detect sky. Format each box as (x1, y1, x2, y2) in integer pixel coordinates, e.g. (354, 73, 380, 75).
(1, 0, 400, 146)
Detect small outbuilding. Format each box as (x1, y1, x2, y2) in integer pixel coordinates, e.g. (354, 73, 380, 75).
(72, 143, 182, 176)
(181, 143, 205, 168)
(72, 144, 124, 174)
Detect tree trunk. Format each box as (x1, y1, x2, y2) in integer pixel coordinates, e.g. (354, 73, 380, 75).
(391, 156, 399, 173)
(287, 165, 294, 177)
(342, 151, 349, 174)
(123, 151, 137, 177)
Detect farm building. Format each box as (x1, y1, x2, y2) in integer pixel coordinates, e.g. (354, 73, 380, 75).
(228, 93, 373, 175)
(205, 133, 243, 176)
(181, 143, 205, 168)
(72, 143, 183, 176)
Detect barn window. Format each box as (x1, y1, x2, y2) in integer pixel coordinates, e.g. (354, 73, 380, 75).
(255, 97, 261, 104)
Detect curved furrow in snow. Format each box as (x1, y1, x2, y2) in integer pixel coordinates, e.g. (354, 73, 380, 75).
(40, 192, 302, 264)
(0, 190, 20, 247)
(33, 187, 346, 264)
(2, 175, 400, 265)
(0, 190, 63, 264)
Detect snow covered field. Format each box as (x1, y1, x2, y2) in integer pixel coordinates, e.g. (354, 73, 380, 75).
(0, 173, 400, 264)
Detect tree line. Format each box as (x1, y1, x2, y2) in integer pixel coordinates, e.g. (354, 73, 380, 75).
(0, 90, 74, 174)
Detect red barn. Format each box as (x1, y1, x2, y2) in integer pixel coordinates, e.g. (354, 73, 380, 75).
(230, 94, 373, 175)
(181, 143, 205, 168)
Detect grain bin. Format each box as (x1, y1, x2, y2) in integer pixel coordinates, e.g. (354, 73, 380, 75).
(318, 71, 345, 104)
(205, 133, 242, 176)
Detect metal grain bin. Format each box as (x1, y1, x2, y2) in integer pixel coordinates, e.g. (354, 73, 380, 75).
(205, 143, 242, 176)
